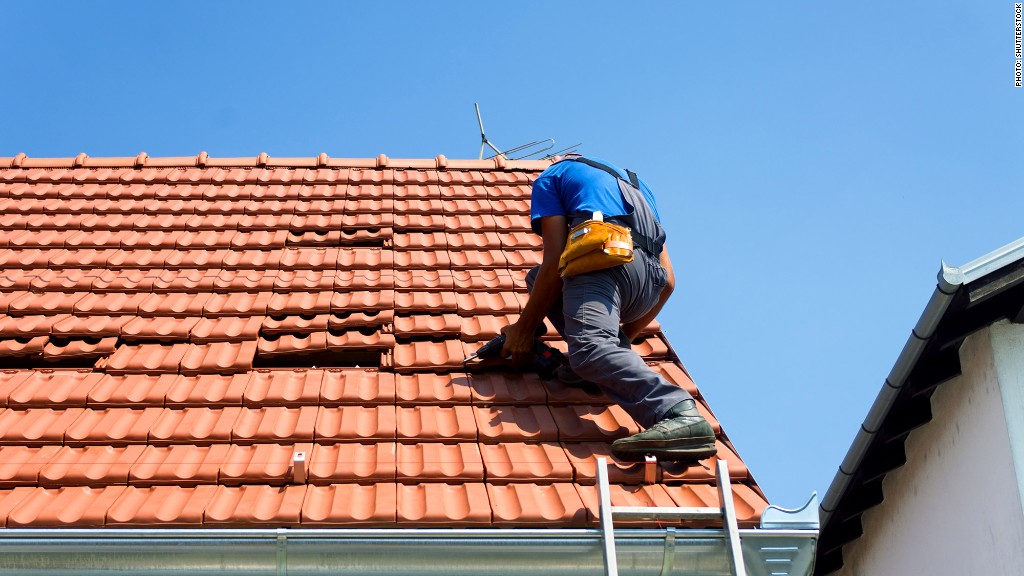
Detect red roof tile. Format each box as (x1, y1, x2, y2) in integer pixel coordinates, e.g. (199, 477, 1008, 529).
(6, 370, 103, 407)
(396, 483, 491, 526)
(164, 374, 250, 407)
(394, 291, 457, 312)
(231, 407, 317, 444)
(149, 407, 240, 445)
(121, 316, 201, 341)
(308, 443, 396, 484)
(315, 406, 396, 443)
(7, 485, 126, 527)
(86, 374, 176, 407)
(62, 407, 162, 445)
(243, 369, 322, 407)
(488, 483, 588, 526)
(319, 369, 395, 405)
(396, 406, 476, 442)
(395, 443, 483, 482)
(479, 442, 574, 483)
(302, 484, 396, 526)
(51, 315, 134, 337)
(129, 444, 228, 486)
(0, 155, 767, 530)
(393, 314, 462, 337)
(102, 343, 190, 374)
(0, 408, 87, 445)
(178, 341, 257, 375)
(0, 336, 46, 358)
(394, 373, 471, 406)
(190, 316, 264, 343)
(203, 484, 305, 526)
(38, 444, 145, 486)
(0, 445, 62, 487)
(137, 291, 212, 317)
(106, 485, 217, 526)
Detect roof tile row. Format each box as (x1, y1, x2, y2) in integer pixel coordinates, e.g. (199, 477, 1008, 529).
(0, 184, 531, 207)
(0, 403, 711, 445)
(0, 270, 527, 295)
(0, 365, 688, 408)
(0, 440, 746, 488)
(0, 479, 762, 528)
(0, 290, 397, 316)
(0, 247, 402, 272)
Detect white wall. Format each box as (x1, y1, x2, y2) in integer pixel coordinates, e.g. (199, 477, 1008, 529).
(991, 320, 1024, 522)
(837, 322, 1024, 576)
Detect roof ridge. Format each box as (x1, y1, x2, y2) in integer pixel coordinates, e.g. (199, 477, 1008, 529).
(0, 152, 553, 171)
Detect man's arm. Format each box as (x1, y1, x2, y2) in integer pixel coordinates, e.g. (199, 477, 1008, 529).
(500, 215, 568, 364)
(621, 246, 676, 340)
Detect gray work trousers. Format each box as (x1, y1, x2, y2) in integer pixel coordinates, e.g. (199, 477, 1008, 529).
(526, 250, 693, 428)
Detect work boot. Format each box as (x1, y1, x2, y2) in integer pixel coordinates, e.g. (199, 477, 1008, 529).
(611, 400, 717, 462)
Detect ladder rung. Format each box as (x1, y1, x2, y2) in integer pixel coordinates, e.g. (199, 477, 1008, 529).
(611, 506, 722, 521)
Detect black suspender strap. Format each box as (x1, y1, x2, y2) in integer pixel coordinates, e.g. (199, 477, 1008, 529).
(568, 158, 661, 256)
(626, 169, 640, 189)
(571, 158, 641, 195)
(570, 157, 622, 182)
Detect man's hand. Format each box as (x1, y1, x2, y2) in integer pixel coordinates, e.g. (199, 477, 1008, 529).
(500, 321, 535, 366)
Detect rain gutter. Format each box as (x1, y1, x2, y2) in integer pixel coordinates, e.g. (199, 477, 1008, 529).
(0, 527, 817, 576)
(820, 235, 1024, 527)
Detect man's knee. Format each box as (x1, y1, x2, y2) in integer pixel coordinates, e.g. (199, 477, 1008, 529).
(567, 338, 616, 379)
(525, 266, 540, 293)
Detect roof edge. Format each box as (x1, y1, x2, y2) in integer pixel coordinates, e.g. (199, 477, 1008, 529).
(0, 153, 553, 171)
(819, 284, 958, 520)
(819, 234, 1024, 569)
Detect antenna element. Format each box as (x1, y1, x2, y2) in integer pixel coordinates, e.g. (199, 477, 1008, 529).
(474, 103, 570, 160)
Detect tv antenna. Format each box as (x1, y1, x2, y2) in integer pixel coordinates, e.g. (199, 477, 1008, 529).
(475, 103, 580, 160)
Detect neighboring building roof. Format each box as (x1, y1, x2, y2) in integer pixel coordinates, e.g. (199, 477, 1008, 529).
(818, 235, 1024, 574)
(0, 152, 769, 531)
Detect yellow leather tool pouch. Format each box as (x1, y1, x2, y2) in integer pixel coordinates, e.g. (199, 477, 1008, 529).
(558, 219, 634, 277)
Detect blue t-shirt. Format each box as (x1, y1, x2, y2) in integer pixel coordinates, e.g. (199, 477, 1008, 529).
(530, 157, 661, 234)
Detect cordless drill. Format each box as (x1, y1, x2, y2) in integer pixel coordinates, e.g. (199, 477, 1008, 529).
(463, 326, 566, 379)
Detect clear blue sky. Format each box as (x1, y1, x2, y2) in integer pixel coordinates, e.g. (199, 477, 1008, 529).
(4, 1, 1021, 507)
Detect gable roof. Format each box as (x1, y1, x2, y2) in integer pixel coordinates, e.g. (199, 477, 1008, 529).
(817, 235, 1024, 574)
(0, 151, 767, 530)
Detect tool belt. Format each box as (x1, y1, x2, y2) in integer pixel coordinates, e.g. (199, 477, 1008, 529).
(558, 213, 634, 278)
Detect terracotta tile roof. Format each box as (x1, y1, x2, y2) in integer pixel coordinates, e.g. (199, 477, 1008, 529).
(0, 153, 768, 529)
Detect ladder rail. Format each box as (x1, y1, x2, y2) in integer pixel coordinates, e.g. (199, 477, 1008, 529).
(596, 457, 619, 576)
(716, 460, 747, 576)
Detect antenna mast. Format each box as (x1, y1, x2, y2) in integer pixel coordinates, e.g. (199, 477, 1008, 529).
(476, 103, 505, 160)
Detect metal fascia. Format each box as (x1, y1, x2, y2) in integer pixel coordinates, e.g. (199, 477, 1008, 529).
(956, 236, 1024, 285)
(0, 528, 818, 576)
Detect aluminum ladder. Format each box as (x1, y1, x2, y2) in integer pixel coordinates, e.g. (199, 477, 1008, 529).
(596, 456, 746, 576)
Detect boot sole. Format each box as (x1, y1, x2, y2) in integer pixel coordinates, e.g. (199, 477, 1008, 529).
(611, 439, 717, 462)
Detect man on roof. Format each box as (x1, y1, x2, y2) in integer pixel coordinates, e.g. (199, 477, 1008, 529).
(500, 154, 716, 462)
